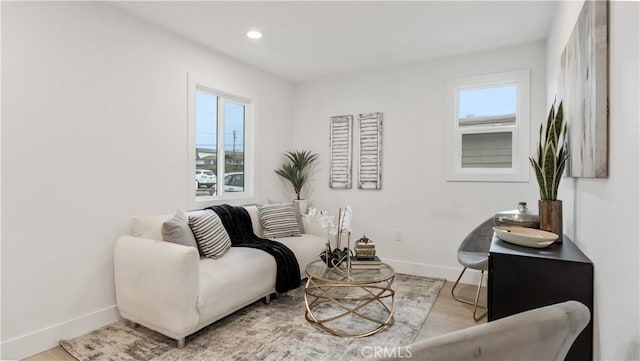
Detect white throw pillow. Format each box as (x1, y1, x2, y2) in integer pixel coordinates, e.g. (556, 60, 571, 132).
(188, 210, 231, 259)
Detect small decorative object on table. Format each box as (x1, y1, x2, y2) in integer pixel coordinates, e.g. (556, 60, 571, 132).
(320, 244, 350, 269)
(318, 206, 353, 275)
(355, 235, 376, 257)
(350, 235, 381, 270)
(493, 202, 540, 229)
(530, 101, 568, 241)
(350, 255, 382, 270)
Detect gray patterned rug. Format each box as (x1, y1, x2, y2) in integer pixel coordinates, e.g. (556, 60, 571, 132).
(61, 274, 444, 361)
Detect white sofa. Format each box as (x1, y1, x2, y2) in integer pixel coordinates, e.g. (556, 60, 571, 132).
(114, 205, 326, 347)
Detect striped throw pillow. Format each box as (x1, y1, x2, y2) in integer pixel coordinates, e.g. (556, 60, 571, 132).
(188, 210, 231, 259)
(258, 202, 302, 238)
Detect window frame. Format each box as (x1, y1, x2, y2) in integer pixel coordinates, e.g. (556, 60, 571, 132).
(187, 74, 254, 210)
(446, 69, 531, 182)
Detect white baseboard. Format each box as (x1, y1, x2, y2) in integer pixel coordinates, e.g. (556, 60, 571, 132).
(1, 305, 120, 360)
(384, 258, 485, 286)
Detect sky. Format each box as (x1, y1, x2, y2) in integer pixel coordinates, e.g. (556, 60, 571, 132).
(458, 83, 517, 119)
(195, 88, 245, 151)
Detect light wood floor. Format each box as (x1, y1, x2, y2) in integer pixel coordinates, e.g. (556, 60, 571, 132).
(24, 281, 487, 361)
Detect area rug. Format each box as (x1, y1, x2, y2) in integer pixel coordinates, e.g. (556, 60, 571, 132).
(61, 274, 444, 361)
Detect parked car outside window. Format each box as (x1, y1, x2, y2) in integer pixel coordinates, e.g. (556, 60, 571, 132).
(195, 169, 216, 188)
(224, 172, 244, 192)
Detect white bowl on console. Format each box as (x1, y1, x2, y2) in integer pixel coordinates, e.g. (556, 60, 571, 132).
(493, 226, 559, 248)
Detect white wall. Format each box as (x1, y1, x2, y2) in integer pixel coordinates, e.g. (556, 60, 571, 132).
(292, 41, 546, 280)
(547, 1, 640, 360)
(4, 2, 637, 360)
(0, 2, 3, 357)
(1, 2, 294, 359)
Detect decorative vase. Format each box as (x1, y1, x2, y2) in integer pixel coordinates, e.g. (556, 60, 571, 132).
(293, 199, 309, 215)
(539, 200, 563, 242)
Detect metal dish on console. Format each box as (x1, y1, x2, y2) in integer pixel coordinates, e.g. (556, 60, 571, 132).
(494, 202, 540, 229)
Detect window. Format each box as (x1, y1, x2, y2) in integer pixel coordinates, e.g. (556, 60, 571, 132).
(446, 69, 530, 182)
(188, 75, 252, 208)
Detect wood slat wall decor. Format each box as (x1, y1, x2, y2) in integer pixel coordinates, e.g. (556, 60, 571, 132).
(329, 115, 353, 189)
(358, 112, 383, 190)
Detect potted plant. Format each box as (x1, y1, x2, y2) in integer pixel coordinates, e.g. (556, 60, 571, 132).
(274, 150, 319, 214)
(529, 101, 569, 239)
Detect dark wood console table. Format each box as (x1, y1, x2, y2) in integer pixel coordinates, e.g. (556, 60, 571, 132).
(488, 235, 594, 361)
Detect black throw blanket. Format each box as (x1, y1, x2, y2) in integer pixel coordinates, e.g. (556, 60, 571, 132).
(207, 204, 301, 293)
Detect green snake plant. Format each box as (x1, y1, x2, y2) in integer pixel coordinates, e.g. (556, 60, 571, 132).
(530, 101, 569, 200)
(274, 150, 319, 200)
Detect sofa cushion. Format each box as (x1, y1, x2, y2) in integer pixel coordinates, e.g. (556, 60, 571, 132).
(243, 205, 264, 238)
(197, 247, 276, 322)
(276, 234, 327, 277)
(258, 203, 302, 239)
(188, 210, 232, 259)
(131, 214, 173, 241)
(161, 210, 198, 249)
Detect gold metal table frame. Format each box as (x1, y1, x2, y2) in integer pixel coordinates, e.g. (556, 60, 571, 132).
(303, 260, 395, 337)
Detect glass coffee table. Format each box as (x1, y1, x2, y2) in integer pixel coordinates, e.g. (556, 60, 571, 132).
(304, 259, 395, 337)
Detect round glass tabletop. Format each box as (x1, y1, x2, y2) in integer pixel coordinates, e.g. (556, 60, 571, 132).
(305, 259, 395, 284)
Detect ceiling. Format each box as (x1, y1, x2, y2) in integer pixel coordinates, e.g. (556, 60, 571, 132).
(113, 1, 557, 83)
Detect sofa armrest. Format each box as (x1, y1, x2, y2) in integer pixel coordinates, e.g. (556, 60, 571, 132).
(114, 235, 200, 339)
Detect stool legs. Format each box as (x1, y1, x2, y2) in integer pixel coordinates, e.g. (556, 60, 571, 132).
(451, 267, 487, 321)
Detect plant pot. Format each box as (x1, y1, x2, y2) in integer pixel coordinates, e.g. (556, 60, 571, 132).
(539, 200, 563, 242)
(293, 199, 309, 215)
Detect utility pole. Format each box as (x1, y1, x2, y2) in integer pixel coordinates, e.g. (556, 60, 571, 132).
(233, 130, 237, 154)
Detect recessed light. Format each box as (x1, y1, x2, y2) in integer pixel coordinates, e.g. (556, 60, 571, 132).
(246, 30, 262, 40)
